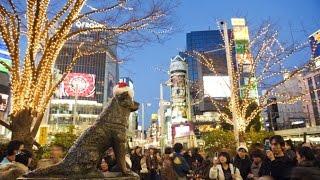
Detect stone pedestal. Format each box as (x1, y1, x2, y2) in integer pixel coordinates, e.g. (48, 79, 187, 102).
(18, 177, 139, 180)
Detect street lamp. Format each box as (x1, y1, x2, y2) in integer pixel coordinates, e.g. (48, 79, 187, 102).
(141, 102, 151, 141)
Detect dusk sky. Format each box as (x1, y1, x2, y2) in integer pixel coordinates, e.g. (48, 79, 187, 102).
(119, 0, 320, 128)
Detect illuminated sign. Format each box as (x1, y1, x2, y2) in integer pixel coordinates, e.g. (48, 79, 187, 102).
(0, 40, 11, 74)
(62, 73, 96, 97)
(75, 21, 104, 29)
(231, 18, 246, 26)
(233, 26, 249, 41)
(174, 125, 190, 138)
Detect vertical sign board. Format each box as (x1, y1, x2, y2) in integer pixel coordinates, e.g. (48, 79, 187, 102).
(39, 126, 48, 145)
(231, 18, 258, 100)
(0, 40, 11, 74)
(309, 29, 320, 68)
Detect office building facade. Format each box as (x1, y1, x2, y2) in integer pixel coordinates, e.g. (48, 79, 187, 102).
(183, 30, 231, 116)
(47, 22, 118, 133)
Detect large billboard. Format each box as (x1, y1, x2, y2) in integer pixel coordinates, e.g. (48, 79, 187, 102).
(173, 125, 190, 138)
(203, 76, 231, 98)
(62, 73, 95, 97)
(0, 40, 11, 74)
(309, 29, 320, 67)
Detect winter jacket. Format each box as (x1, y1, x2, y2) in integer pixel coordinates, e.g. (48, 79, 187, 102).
(290, 160, 320, 180)
(172, 153, 190, 178)
(192, 153, 204, 169)
(270, 156, 293, 180)
(0, 162, 29, 180)
(285, 149, 297, 167)
(146, 154, 159, 171)
(130, 153, 142, 173)
(258, 157, 271, 176)
(232, 155, 252, 179)
(209, 163, 242, 180)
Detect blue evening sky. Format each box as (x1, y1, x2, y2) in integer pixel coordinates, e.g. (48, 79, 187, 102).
(119, 0, 320, 128)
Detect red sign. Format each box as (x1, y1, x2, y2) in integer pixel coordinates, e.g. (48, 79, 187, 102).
(62, 73, 95, 97)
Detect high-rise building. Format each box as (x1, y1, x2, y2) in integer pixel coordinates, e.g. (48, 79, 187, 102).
(0, 39, 10, 137)
(47, 21, 118, 133)
(183, 29, 231, 116)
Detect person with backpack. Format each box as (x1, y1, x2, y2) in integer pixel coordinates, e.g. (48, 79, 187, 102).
(172, 143, 190, 180)
(209, 151, 242, 180)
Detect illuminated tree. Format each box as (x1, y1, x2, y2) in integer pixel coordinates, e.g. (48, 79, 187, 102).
(0, 0, 174, 149)
(187, 21, 313, 144)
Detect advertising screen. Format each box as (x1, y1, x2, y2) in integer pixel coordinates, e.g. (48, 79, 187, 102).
(0, 93, 9, 111)
(62, 73, 95, 97)
(309, 29, 320, 63)
(174, 125, 190, 138)
(203, 76, 231, 98)
(0, 40, 11, 74)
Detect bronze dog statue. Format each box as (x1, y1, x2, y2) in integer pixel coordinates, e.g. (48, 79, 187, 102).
(25, 92, 139, 178)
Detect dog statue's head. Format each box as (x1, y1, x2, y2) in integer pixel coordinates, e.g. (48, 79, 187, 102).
(115, 92, 140, 112)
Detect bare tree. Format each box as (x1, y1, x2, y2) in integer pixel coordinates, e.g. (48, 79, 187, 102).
(0, 0, 175, 149)
(186, 20, 312, 143)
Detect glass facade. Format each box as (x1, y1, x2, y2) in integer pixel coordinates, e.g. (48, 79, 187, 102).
(185, 30, 228, 81)
(183, 30, 231, 115)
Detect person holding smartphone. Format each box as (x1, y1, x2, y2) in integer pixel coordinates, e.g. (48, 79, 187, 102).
(209, 152, 242, 180)
(265, 135, 294, 180)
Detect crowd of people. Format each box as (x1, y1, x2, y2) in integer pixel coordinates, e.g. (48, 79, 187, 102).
(1, 135, 320, 179)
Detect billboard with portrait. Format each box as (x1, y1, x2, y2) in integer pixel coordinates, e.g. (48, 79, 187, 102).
(309, 29, 320, 66)
(62, 73, 95, 97)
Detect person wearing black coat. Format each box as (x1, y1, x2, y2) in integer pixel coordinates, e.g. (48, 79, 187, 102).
(130, 146, 142, 174)
(266, 135, 295, 180)
(290, 146, 320, 180)
(233, 146, 252, 180)
(191, 148, 203, 169)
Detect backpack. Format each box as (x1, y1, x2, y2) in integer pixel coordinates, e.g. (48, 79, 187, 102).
(172, 154, 189, 177)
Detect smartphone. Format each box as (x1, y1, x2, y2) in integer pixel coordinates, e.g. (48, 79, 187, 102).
(215, 152, 218, 157)
(264, 139, 271, 151)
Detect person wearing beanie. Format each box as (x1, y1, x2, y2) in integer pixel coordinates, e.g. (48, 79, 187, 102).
(232, 146, 252, 180)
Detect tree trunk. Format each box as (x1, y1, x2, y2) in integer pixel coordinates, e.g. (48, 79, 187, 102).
(11, 108, 35, 151)
(239, 131, 246, 144)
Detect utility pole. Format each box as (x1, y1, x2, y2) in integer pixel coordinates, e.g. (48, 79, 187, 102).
(221, 21, 239, 146)
(141, 103, 145, 141)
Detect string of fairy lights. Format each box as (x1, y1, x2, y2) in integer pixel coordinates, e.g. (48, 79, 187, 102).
(0, 0, 170, 127)
(189, 21, 314, 133)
